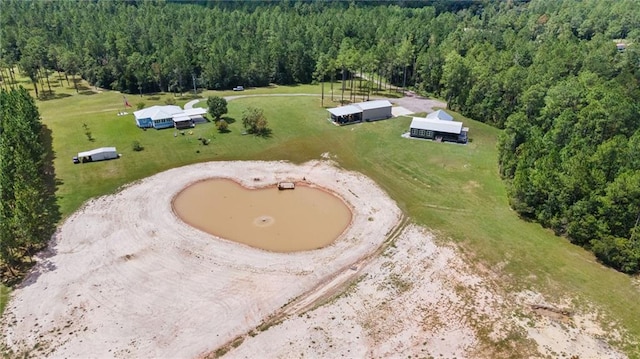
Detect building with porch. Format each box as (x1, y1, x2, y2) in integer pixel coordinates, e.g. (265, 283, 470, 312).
(133, 105, 208, 129)
(409, 111, 468, 143)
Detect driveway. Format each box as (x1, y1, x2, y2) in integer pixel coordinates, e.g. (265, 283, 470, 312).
(183, 92, 447, 115)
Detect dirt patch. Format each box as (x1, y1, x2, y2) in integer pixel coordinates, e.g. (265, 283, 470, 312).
(0, 160, 628, 359)
(0, 160, 401, 358)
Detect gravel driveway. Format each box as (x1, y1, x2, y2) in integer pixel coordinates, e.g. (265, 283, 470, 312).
(389, 95, 447, 114)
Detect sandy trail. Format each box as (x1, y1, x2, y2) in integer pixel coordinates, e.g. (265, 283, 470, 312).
(1, 160, 627, 359)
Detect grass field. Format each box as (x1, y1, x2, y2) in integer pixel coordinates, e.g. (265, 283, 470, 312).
(2, 75, 639, 356)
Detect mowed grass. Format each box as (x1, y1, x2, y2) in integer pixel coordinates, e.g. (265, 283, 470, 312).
(3, 77, 640, 356)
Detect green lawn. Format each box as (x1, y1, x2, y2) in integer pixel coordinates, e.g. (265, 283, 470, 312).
(3, 78, 640, 356)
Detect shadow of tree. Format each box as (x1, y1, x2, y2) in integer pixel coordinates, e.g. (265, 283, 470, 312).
(75, 82, 90, 91)
(257, 128, 272, 138)
(38, 92, 72, 101)
(176, 93, 204, 100)
(221, 116, 236, 124)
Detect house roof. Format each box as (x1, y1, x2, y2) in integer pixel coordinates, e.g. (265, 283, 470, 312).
(182, 108, 207, 117)
(355, 100, 392, 111)
(328, 105, 362, 117)
(134, 105, 183, 121)
(78, 147, 117, 157)
(410, 117, 463, 134)
(426, 109, 454, 121)
(134, 105, 208, 121)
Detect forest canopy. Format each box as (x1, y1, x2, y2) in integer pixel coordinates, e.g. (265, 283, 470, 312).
(1, 0, 639, 273)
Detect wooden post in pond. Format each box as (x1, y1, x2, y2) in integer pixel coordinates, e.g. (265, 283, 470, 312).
(277, 182, 295, 190)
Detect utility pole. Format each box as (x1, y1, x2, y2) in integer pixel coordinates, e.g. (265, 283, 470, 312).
(192, 73, 197, 95)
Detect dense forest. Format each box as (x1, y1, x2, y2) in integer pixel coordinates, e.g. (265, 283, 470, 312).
(1, 0, 639, 273)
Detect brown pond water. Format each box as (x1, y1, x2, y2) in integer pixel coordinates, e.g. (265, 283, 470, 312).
(172, 179, 352, 252)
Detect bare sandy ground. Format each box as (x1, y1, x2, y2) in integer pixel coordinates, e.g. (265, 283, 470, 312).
(0, 160, 628, 358)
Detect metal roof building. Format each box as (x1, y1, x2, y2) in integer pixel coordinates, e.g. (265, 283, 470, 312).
(328, 100, 393, 125)
(409, 115, 468, 144)
(327, 105, 362, 118)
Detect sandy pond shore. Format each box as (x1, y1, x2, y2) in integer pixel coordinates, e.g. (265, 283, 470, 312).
(1, 160, 627, 358)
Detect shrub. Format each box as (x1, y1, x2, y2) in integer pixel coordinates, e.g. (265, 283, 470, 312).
(217, 119, 229, 133)
(132, 141, 144, 151)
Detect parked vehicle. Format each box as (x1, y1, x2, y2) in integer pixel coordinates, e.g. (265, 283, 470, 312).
(232, 86, 244, 91)
(73, 147, 120, 164)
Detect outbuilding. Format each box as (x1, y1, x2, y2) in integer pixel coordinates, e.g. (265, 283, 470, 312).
(409, 114, 468, 143)
(74, 147, 119, 164)
(327, 105, 362, 125)
(358, 100, 393, 122)
(328, 100, 393, 125)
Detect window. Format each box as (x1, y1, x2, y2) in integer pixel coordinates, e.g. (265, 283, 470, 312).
(425, 130, 433, 137)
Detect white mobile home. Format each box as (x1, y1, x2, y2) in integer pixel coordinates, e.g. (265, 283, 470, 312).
(74, 147, 120, 164)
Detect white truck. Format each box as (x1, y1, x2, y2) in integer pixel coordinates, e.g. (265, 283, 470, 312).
(73, 147, 120, 164)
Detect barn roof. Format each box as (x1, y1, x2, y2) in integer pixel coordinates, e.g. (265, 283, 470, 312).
(426, 109, 454, 121)
(328, 105, 362, 117)
(410, 117, 463, 134)
(355, 100, 392, 111)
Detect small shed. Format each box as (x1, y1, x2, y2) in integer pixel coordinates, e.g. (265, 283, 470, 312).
(357, 100, 393, 122)
(409, 117, 468, 143)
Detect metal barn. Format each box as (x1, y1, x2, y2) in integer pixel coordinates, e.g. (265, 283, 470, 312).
(327, 100, 393, 125)
(358, 100, 393, 122)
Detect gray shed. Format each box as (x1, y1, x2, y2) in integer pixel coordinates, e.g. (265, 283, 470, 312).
(357, 100, 393, 122)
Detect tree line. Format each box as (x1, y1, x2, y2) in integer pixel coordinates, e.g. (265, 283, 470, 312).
(0, 87, 60, 280)
(0, 0, 466, 95)
(1, 0, 639, 273)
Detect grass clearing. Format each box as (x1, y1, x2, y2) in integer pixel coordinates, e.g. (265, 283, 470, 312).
(0, 284, 9, 315)
(2, 77, 639, 356)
